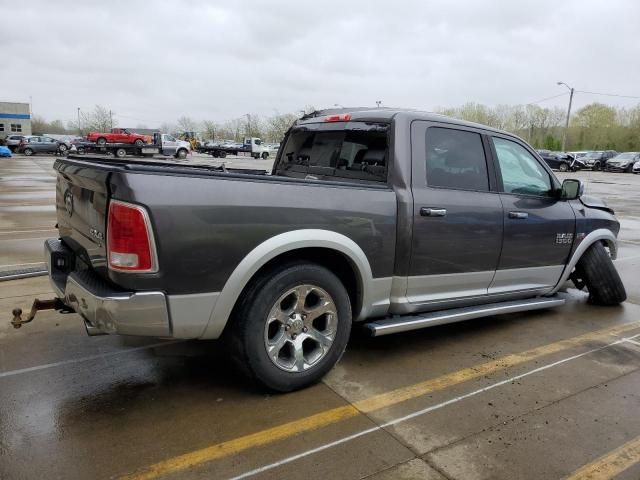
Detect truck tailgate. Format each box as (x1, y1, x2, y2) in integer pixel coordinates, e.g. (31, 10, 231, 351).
(55, 160, 109, 274)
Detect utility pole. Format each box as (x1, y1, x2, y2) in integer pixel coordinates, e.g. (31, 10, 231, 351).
(557, 82, 574, 151)
(109, 110, 113, 130)
(77, 107, 81, 136)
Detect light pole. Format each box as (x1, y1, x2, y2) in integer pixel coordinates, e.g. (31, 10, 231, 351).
(77, 107, 81, 136)
(557, 82, 574, 151)
(375, 100, 382, 108)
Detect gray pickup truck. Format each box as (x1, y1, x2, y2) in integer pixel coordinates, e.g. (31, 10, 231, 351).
(14, 108, 626, 391)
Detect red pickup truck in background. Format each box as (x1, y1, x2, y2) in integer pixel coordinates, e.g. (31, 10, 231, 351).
(86, 128, 151, 146)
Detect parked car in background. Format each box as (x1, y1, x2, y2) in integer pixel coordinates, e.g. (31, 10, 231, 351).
(606, 152, 640, 173)
(18, 136, 69, 156)
(537, 150, 572, 171)
(4, 135, 25, 152)
(633, 160, 640, 174)
(0, 145, 12, 157)
(581, 150, 618, 170)
(86, 128, 151, 146)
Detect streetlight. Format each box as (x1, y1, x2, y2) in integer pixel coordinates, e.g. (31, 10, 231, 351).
(375, 100, 382, 108)
(557, 82, 574, 152)
(77, 107, 81, 136)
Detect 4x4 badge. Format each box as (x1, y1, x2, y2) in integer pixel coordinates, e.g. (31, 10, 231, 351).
(64, 190, 73, 217)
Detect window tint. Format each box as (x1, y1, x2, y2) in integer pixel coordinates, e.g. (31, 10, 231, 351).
(492, 137, 552, 196)
(425, 127, 489, 191)
(276, 123, 388, 183)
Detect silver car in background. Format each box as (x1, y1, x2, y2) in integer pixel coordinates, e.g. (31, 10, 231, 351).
(606, 152, 640, 173)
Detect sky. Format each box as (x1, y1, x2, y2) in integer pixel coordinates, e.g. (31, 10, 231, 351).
(3, 0, 640, 127)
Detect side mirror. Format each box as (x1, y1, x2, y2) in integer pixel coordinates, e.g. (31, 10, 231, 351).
(560, 179, 583, 200)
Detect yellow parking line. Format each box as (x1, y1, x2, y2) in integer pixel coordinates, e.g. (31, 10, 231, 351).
(122, 321, 640, 480)
(566, 435, 640, 479)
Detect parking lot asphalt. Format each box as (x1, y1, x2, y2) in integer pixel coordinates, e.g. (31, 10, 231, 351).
(2, 153, 640, 479)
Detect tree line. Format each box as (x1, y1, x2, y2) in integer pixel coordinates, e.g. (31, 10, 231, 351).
(436, 102, 640, 151)
(32, 102, 640, 151)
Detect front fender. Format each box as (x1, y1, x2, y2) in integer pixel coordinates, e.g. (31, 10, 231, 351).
(548, 228, 618, 295)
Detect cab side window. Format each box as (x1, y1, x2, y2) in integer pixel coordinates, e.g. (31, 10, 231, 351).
(492, 137, 552, 197)
(425, 127, 489, 191)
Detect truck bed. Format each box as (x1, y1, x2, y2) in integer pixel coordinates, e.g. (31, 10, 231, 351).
(54, 156, 396, 296)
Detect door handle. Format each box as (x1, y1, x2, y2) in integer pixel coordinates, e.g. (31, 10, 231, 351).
(420, 207, 447, 217)
(508, 211, 529, 219)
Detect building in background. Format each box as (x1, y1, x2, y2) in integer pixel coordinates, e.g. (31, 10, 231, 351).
(0, 102, 31, 140)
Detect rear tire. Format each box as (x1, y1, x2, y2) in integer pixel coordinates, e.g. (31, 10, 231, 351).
(219, 151, 227, 158)
(574, 242, 626, 305)
(23, 148, 33, 156)
(228, 263, 352, 392)
(559, 162, 569, 172)
(134, 139, 144, 147)
(115, 148, 127, 158)
(261, 151, 269, 159)
(593, 162, 601, 171)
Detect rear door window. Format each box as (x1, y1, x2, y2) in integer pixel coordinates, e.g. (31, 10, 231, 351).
(276, 122, 388, 183)
(425, 127, 490, 191)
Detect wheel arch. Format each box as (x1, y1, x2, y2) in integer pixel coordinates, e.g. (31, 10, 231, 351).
(200, 229, 378, 339)
(548, 228, 618, 295)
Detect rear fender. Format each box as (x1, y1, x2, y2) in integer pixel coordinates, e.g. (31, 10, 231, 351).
(200, 229, 381, 339)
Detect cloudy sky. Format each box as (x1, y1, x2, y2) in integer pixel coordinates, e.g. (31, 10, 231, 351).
(4, 0, 640, 127)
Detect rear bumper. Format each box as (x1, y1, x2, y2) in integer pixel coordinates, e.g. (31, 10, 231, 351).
(45, 239, 171, 337)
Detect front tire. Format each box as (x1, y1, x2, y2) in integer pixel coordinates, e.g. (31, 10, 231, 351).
(261, 151, 269, 159)
(134, 139, 144, 147)
(23, 148, 33, 156)
(574, 242, 626, 305)
(176, 148, 188, 159)
(229, 263, 352, 392)
(558, 162, 569, 172)
(96, 137, 107, 146)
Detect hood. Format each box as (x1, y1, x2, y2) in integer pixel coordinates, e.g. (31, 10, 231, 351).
(580, 194, 614, 214)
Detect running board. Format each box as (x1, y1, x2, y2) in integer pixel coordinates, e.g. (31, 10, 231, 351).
(365, 297, 565, 337)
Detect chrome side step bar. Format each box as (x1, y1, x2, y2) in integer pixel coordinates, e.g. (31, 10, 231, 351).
(365, 297, 565, 337)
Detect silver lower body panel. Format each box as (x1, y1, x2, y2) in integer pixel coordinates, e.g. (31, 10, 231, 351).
(365, 296, 565, 336)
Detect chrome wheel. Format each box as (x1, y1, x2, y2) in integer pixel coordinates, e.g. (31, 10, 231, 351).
(264, 284, 338, 372)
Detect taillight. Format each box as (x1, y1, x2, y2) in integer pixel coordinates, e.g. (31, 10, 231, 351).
(324, 113, 352, 122)
(107, 200, 157, 272)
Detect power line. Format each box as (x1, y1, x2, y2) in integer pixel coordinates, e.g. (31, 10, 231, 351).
(575, 90, 640, 100)
(526, 92, 569, 105)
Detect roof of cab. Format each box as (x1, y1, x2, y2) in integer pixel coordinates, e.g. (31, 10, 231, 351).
(296, 107, 511, 136)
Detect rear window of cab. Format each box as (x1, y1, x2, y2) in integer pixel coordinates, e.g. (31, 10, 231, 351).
(275, 121, 389, 184)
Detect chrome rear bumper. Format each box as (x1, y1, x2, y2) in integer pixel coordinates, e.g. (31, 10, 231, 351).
(45, 239, 171, 336)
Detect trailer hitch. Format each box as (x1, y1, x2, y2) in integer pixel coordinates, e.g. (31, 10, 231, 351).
(11, 298, 73, 329)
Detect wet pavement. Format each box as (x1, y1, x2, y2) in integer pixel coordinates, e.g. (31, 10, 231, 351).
(2, 154, 640, 479)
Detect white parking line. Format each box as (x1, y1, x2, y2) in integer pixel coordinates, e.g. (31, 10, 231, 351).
(0, 228, 56, 235)
(0, 341, 181, 379)
(0, 261, 46, 269)
(228, 336, 638, 480)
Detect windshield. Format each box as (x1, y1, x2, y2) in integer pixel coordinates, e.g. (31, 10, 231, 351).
(583, 152, 602, 159)
(613, 152, 637, 160)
